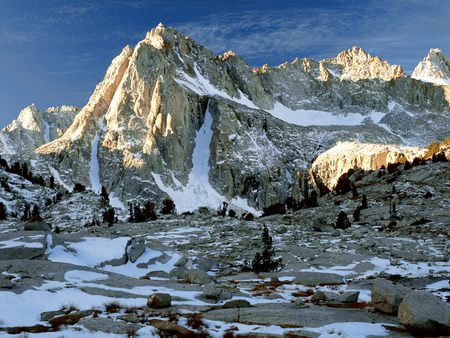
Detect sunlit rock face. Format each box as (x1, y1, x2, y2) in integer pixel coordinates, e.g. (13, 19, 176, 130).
(1, 23, 447, 213)
(0, 104, 78, 154)
(309, 142, 426, 191)
(412, 48, 450, 86)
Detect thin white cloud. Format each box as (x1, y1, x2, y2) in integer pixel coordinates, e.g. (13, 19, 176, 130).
(171, 1, 450, 72)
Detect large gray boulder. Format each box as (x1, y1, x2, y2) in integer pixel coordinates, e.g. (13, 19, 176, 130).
(293, 272, 345, 286)
(147, 293, 172, 308)
(398, 291, 450, 334)
(0, 232, 47, 260)
(371, 278, 412, 314)
(127, 239, 146, 263)
(184, 269, 212, 285)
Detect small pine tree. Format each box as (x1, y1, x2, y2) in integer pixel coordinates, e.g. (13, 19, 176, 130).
(30, 205, 42, 222)
(21, 203, 31, 221)
(361, 194, 368, 209)
(353, 207, 361, 222)
(73, 183, 86, 193)
(100, 186, 109, 202)
(308, 190, 318, 208)
(335, 211, 350, 230)
(0, 202, 7, 220)
(49, 176, 56, 189)
(251, 224, 283, 273)
(218, 202, 228, 217)
(161, 199, 175, 215)
(351, 183, 358, 198)
(103, 207, 115, 226)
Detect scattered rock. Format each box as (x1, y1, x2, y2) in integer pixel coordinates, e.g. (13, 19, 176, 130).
(170, 267, 188, 279)
(127, 239, 146, 263)
(23, 221, 51, 232)
(223, 299, 252, 308)
(196, 256, 215, 271)
(398, 290, 450, 334)
(143, 270, 170, 279)
(40, 310, 65, 321)
(341, 291, 360, 303)
(371, 278, 412, 314)
(184, 269, 211, 284)
(293, 272, 345, 286)
(147, 293, 172, 308)
(149, 319, 194, 337)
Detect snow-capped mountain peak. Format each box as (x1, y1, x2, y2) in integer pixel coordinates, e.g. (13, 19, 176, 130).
(411, 48, 450, 86)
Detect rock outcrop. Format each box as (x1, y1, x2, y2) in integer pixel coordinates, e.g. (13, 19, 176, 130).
(310, 142, 425, 190)
(412, 48, 450, 86)
(0, 104, 78, 154)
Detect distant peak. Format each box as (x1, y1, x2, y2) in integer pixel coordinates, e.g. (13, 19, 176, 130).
(156, 22, 166, 29)
(429, 48, 443, 55)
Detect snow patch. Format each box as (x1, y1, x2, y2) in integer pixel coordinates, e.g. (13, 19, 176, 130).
(47, 237, 130, 267)
(175, 65, 259, 110)
(268, 102, 386, 126)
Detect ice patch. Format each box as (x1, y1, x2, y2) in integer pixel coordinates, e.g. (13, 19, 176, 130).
(103, 248, 181, 278)
(48, 164, 73, 191)
(268, 102, 386, 126)
(64, 270, 109, 283)
(108, 192, 126, 210)
(304, 322, 390, 338)
(43, 122, 51, 143)
(0, 237, 43, 249)
(175, 65, 259, 110)
(47, 237, 130, 267)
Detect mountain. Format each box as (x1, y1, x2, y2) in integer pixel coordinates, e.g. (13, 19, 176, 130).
(1, 23, 449, 214)
(0, 104, 78, 155)
(412, 48, 450, 86)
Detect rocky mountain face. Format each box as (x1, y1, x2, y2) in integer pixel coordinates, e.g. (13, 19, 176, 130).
(0, 104, 78, 155)
(1, 24, 449, 213)
(412, 48, 450, 86)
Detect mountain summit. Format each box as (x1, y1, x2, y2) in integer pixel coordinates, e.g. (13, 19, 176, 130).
(412, 48, 450, 86)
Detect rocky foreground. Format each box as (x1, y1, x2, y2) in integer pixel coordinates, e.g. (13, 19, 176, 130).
(0, 160, 449, 337)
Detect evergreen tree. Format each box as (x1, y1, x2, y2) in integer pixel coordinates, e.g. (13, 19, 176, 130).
(0, 202, 7, 220)
(21, 203, 31, 221)
(161, 199, 175, 215)
(361, 194, 368, 209)
(49, 176, 56, 189)
(30, 205, 42, 222)
(335, 211, 350, 230)
(101, 186, 109, 202)
(251, 224, 283, 273)
(103, 207, 115, 226)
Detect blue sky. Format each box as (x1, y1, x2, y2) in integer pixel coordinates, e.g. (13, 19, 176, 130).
(1, 0, 449, 127)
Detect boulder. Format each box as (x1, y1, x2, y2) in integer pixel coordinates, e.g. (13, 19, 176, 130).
(127, 239, 146, 263)
(149, 319, 194, 337)
(169, 267, 188, 279)
(223, 299, 252, 309)
(202, 283, 232, 301)
(23, 221, 51, 231)
(371, 278, 412, 314)
(0, 277, 14, 289)
(0, 233, 47, 260)
(143, 270, 170, 279)
(398, 291, 450, 334)
(147, 293, 172, 308)
(293, 272, 345, 286)
(341, 291, 360, 303)
(196, 256, 215, 271)
(184, 269, 211, 285)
